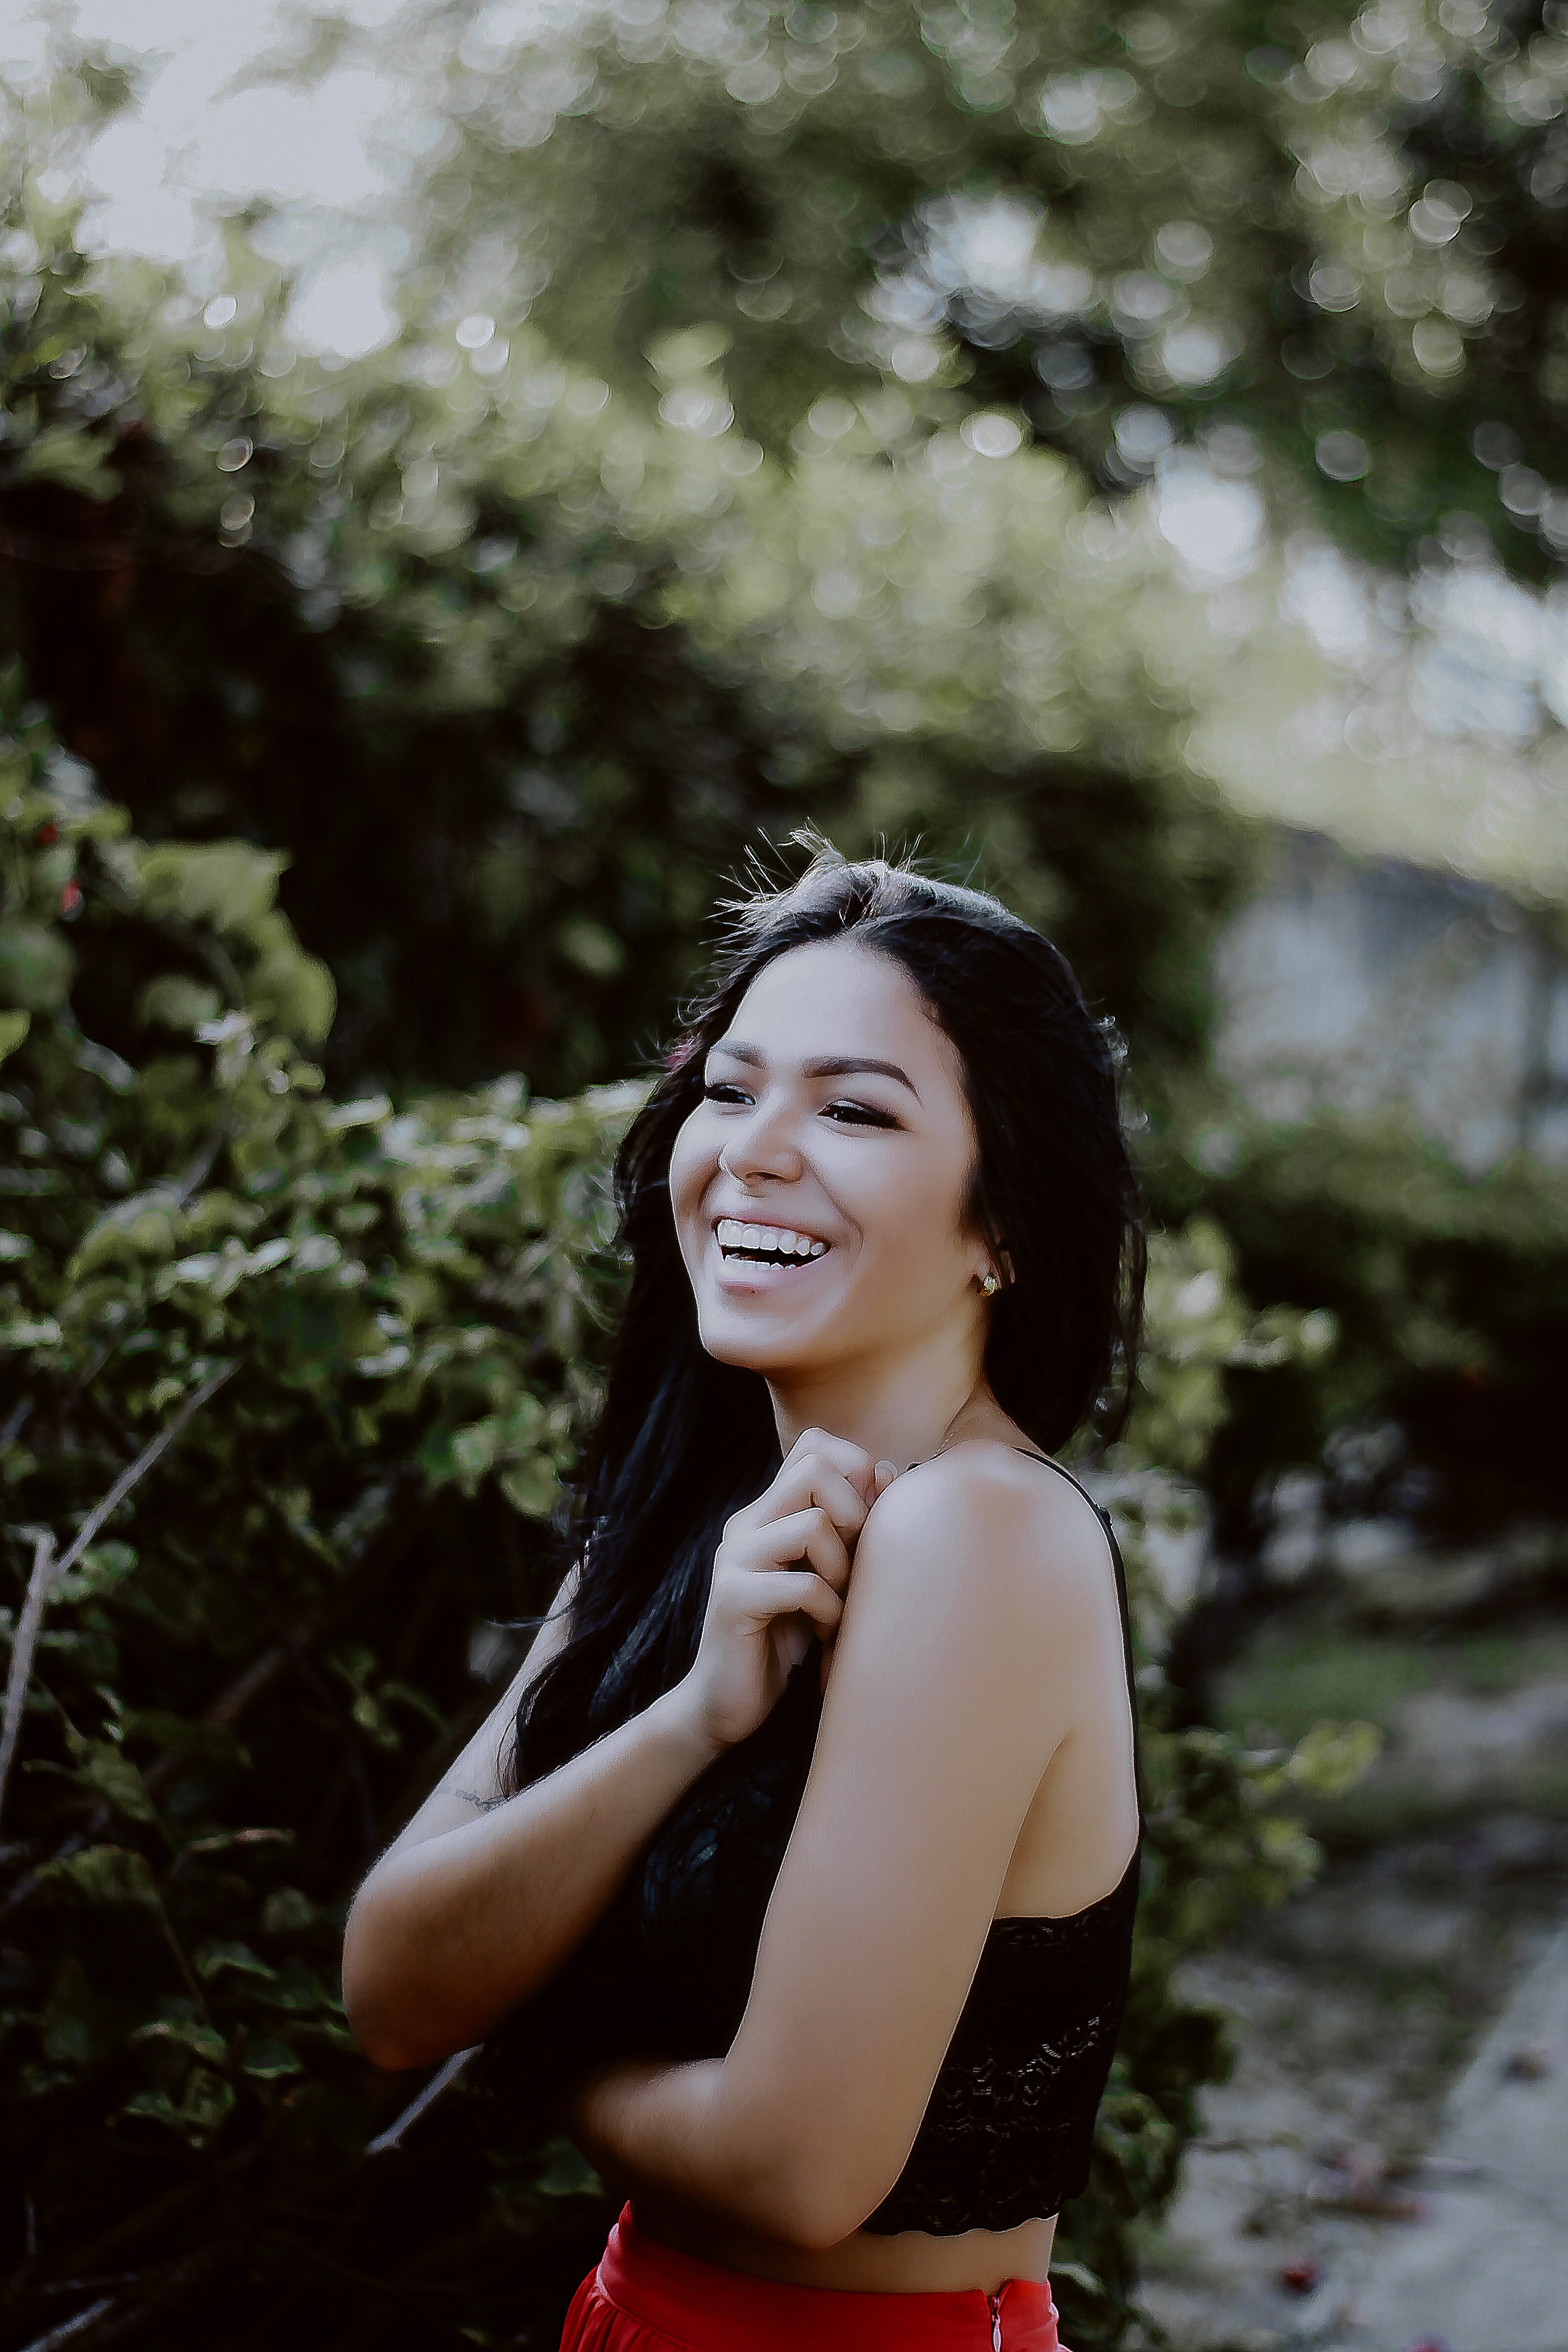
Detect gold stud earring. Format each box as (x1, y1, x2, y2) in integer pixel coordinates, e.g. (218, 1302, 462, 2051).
(979, 1270, 1001, 1297)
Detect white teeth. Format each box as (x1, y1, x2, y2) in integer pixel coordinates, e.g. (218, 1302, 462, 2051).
(716, 1217, 830, 1260)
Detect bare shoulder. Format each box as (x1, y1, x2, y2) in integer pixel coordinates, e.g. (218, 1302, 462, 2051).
(848, 1440, 1112, 1638)
(819, 1442, 1116, 1787)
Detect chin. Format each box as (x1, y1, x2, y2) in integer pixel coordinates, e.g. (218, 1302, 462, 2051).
(698, 1327, 792, 1373)
(696, 1308, 816, 1375)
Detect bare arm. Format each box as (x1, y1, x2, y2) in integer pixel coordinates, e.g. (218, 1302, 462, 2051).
(342, 1432, 894, 2074)
(343, 1568, 724, 2070)
(558, 1448, 1134, 2249)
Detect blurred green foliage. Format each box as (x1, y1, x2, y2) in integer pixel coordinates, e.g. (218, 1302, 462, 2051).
(1177, 1107, 1568, 1532)
(412, 0, 1568, 574)
(0, 166, 1252, 1100)
(4, 1, 1563, 2341)
(0, 699, 1373, 2347)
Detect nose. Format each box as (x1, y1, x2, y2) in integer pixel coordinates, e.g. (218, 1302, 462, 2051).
(717, 1092, 804, 1186)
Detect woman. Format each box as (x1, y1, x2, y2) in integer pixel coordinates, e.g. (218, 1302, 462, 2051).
(343, 845, 1145, 2352)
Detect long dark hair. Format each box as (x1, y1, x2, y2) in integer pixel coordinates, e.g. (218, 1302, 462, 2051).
(507, 841, 1146, 1793)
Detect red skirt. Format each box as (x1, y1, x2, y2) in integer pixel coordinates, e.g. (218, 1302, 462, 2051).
(559, 2204, 1065, 2351)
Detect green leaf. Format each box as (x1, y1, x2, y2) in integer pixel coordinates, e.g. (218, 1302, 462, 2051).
(253, 1963, 332, 2013)
(122, 2088, 179, 2128)
(38, 1846, 161, 1910)
(379, 1679, 447, 1733)
(0, 1315, 62, 1349)
(1047, 2260, 1108, 2302)
(260, 1887, 315, 1935)
(241, 2038, 304, 2079)
(77, 1542, 138, 1594)
(349, 1691, 402, 1751)
(499, 1454, 560, 1519)
(1286, 1718, 1384, 1800)
(140, 974, 223, 1032)
(137, 841, 289, 932)
(0, 918, 73, 1012)
(177, 2065, 236, 2134)
(13, 421, 121, 500)
(132, 2018, 230, 2067)
(73, 1741, 157, 1824)
(533, 2137, 605, 2198)
(40, 1957, 121, 2067)
(450, 1417, 498, 1495)
(197, 1941, 277, 1983)
(255, 1288, 345, 1375)
(73, 1187, 185, 1272)
(417, 1424, 461, 1487)
(0, 1009, 30, 1064)
(245, 923, 337, 1043)
(555, 917, 626, 978)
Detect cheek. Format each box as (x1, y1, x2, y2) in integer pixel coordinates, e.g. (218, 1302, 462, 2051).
(666, 1116, 715, 1229)
(862, 1152, 973, 1270)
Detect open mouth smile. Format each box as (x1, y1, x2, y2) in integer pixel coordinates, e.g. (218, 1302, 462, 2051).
(714, 1217, 832, 1272)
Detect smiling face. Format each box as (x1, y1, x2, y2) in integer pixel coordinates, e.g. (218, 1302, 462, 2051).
(668, 937, 998, 1381)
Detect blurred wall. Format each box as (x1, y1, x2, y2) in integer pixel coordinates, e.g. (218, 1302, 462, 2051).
(1212, 831, 1568, 1174)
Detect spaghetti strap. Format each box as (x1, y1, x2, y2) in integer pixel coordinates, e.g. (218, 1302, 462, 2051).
(1010, 1448, 1145, 1816)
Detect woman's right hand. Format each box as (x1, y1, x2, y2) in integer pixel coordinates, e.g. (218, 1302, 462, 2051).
(679, 1429, 898, 1755)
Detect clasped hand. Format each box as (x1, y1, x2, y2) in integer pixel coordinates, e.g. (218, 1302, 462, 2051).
(678, 1428, 899, 1757)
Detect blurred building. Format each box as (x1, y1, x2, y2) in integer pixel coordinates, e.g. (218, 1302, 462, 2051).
(1212, 831, 1568, 1173)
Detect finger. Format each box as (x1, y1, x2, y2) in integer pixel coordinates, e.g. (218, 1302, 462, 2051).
(738, 1566, 843, 1632)
(727, 1463, 853, 1542)
(782, 1426, 879, 1483)
(731, 1507, 851, 1591)
(769, 1506, 852, 1591)
(765, 1461, 871, 1540)
(874, 1459, 898, 1496)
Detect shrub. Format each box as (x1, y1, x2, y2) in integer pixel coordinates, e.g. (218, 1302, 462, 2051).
(0, 692, 1373, 2350)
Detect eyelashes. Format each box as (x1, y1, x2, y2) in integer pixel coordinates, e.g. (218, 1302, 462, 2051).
(700, 1082, 897, 1130)
(824, 1102, 898, 1128)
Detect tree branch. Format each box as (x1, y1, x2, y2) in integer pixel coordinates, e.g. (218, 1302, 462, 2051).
(0, 1533, 58, 1836)
(195, 1490, 429, 1738)
(0, 1364, 236, 1831)
(365, 2047, 479, 2156)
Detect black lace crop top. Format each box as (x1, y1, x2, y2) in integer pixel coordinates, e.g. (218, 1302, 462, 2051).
(484, 1456, 1142, 2236)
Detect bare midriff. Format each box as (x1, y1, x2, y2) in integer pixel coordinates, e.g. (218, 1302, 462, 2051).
(629, 2202, 1057, 2294)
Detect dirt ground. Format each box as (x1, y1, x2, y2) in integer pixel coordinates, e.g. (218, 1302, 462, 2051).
(1132, 1819, 1568, 2350)
(1130, 1610, 1568, 2352)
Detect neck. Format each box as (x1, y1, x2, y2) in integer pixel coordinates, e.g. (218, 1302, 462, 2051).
(766, 1326, 1001, 1469)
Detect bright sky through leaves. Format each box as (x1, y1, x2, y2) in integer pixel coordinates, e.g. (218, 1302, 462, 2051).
(7, 0, 1568, 896)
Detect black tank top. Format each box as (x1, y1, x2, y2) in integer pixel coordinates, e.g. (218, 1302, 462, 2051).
(484, 1454, 1142, 2235)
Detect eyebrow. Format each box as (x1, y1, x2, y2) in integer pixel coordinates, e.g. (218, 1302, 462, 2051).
(709, 1041, 922, 1102)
